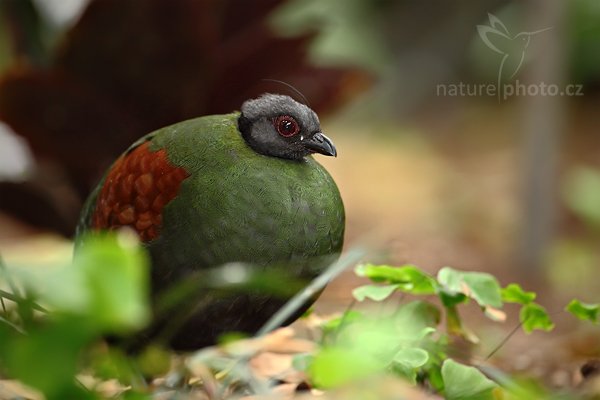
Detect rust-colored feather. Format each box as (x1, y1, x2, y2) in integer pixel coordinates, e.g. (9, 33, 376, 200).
(91, 142, 189, 241)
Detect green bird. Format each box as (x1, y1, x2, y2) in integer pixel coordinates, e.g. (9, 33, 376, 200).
(77, 94, 345, 350)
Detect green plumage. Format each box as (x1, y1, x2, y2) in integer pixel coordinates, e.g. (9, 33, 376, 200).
(150, 113, 343, 278)
(78, 103, 344, 349)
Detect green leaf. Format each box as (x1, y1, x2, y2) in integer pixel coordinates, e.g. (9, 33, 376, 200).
(392, 362, 419, 384)
(437, 267, 463, 291)
(308, 347, 382, 389)
(566, 299, 600, 323)
(352, 284, 397, 302)
(502, 376, 551, 399)
(438, 267, 502, 308)
(501, 283, 536, 305)
(442, 359, 498, 400)
(418, 326, 437, 339)
(74, 233, 150, 332)
(0, 318, 96, 399)
(0, 234, 153, 398)
(438, 288, 468, 307)
(355, 264, 437, 294)
(136, 345, 172, 378)
(461, 274, 502, 309)
(393, 347, 429, 369)
(89, 346, 138, 384)
(392, 348, 428, 385)
(393, 301, 441, 341)
(321, 310, 363, 335)
(520, 303, 554, 333)
(314, 300, 442, 388)
(121, 391, 152, 400)
(427, 362, 445, 393)
(563, 166, 600, 227)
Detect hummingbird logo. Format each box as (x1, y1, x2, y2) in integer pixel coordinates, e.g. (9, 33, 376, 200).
(477, 13, 551, 100)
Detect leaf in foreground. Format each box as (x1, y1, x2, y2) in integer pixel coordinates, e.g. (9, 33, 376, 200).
(0, 319, 95, 399)
(75, 232, 150, 332)
(309, 347, 382, 389)
(355, 264, 437, 294)
(442, 359, 498, 400)
(352, 284, 397, 302)
(393, 347, 429, 383)
(393, 301, 440, 341)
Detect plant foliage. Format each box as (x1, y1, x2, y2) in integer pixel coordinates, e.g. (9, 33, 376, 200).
(1, 248, 600, 399)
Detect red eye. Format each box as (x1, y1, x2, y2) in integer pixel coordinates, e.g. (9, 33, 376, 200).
(273, 115, 300, 137)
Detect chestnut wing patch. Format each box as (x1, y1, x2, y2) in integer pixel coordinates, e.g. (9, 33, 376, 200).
(91, 142, 189, 241)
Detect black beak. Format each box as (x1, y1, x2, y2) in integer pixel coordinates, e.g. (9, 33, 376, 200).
(303, 132, 337, 157)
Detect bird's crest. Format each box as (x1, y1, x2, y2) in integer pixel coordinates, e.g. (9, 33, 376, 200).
(261, 79, 310, 107)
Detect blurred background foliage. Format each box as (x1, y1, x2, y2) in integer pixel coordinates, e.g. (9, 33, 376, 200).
(0, 0, 599, 345)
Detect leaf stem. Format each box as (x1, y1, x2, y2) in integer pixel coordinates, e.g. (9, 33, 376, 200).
(484, 321, 523, 361)
(257, 248, 366, 337)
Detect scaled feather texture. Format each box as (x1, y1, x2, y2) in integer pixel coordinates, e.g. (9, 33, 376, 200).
(77, 94, 345, 350)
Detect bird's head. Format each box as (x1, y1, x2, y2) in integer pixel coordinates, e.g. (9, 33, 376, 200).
(238, 94, 337, 161)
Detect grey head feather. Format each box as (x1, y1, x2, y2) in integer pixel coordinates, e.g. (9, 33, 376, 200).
(241, 94, 320, 131)
(238, 94, 327, 161)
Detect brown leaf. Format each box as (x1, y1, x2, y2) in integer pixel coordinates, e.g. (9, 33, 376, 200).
(222, 327, 315, 358)
(249, 352, 295, 381)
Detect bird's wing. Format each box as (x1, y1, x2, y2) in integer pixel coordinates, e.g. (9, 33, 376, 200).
(78, 136, 189, 243)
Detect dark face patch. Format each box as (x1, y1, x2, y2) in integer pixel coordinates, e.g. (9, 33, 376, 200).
(238, 94, 336, 161)
(91, 142, 189, 241)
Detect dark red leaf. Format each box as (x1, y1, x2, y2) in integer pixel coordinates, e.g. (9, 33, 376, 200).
(0, 0, 369, 234)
